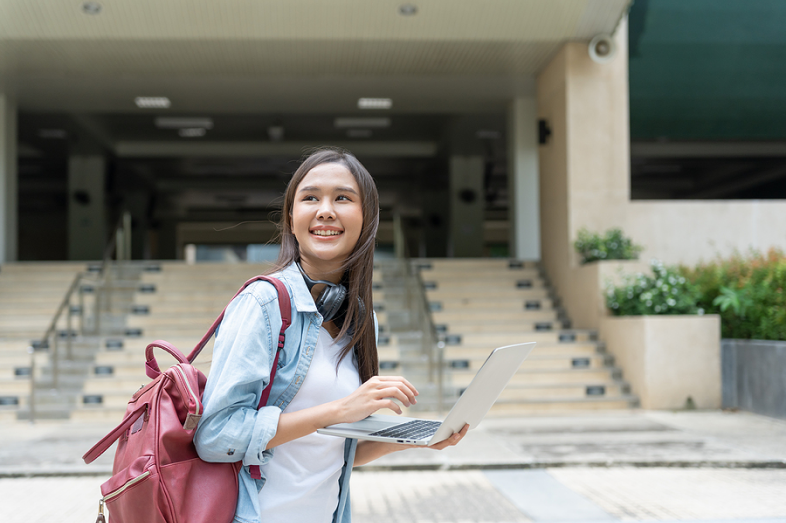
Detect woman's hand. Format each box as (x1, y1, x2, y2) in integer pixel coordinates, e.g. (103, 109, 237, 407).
(332, 375, 419, 424)
(353, 424, 470, 466)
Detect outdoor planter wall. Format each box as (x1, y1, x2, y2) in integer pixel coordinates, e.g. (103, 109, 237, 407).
(562, 260, 651, 330)
(722, 339, 786, 419)
(600, 315, 722, 409)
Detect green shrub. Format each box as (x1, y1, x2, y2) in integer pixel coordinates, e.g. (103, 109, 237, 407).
(606, 259, 702, 316)
(682, 249, 786, 340)
(574, 228, 643, 265)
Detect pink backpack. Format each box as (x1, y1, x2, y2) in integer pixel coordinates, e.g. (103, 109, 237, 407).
(83, 276, 291, 523)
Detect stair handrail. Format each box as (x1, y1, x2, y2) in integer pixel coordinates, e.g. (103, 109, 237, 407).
(27, 270, 90, 423)
(407, 261, 446, 414)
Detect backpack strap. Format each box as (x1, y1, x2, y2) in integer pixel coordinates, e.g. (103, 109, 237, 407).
(145, 276, 291, 379)
(141, 275, 292, 479)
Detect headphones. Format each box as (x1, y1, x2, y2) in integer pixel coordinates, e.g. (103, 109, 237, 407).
(297, 262, 365, 323)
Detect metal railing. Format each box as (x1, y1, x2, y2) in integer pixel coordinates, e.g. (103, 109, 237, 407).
(27, 210, 132, 422)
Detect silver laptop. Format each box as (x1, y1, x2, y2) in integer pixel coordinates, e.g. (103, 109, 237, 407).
(317, 342, 535, 445)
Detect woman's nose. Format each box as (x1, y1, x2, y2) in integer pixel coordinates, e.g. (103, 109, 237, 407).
(317, 200, 336, 219)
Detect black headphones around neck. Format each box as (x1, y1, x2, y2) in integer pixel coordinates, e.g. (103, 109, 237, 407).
(296, 262, 351, 322)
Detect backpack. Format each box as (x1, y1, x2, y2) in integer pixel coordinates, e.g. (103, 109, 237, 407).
(83, 276, 291, 523)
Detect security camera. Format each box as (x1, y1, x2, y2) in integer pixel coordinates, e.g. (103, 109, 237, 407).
(588, 34, 617, 64)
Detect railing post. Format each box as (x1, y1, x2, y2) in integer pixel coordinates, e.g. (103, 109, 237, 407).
(28, 346, 36, 424)
(437, 341, 445, 416)
(78, 283, 85, 335)
(52, 330, 59, 390)
(123, 211, 132, 261)
(66, 296, 73, 360)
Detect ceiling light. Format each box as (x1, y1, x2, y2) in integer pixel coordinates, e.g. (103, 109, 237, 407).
(155, 117, 213, 129)
(398, 4, 418, 16)
(37, 129, 68, 139)
(178, 128, 206, 138)
(347, 129, 373, 139)
(82, 2, 102, 15)
(135, 97, 171, 109)
(267, 126, 284, 142)
(476, 130, 501, 140)
(334, 117, 390, 129)
(358, 98, 392, 110)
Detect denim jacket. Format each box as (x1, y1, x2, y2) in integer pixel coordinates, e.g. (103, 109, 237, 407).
(194, 261, 370, 523)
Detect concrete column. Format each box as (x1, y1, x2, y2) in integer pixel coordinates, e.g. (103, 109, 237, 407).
(537, 19, 630, 325)
(0, 93, 18, 262)
(449, 155, 484, 257)
(507, 97, 540, 260)
(68, 155, 106, 260)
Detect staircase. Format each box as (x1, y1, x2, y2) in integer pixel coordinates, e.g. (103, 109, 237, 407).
(415, 258, 638, 414)
(0, 262, 88, 420)
(2, 258, 637, 422)
(73, 262, 388, 422)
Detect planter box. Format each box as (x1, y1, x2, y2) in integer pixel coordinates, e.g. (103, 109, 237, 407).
(722, 339, 786, 419)
(600, 315, 721, 409)
(564, 260, 650, 330)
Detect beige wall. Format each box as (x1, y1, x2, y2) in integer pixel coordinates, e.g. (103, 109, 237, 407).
(601, 315, 722, 409)
(628, 201, 786, 266)
(537, 19, 786, 325)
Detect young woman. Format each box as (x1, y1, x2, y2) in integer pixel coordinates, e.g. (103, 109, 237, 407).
(194, 148, 468, 523)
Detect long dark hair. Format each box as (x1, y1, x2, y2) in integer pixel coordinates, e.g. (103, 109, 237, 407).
(269, 148, 379, 383)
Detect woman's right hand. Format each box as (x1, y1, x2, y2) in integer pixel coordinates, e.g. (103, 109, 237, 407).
(333, 376, 419, 424)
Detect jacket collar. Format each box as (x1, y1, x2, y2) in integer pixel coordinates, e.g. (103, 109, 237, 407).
(278, 261, 319, 314)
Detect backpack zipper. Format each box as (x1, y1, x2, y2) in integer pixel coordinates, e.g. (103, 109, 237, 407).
(103, 471, 151, 502)
(175, 365, 200, 417)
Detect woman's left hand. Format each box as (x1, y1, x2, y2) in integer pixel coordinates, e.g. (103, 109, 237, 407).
(425, 423, 469, 450)
(353, 424, 470, 466)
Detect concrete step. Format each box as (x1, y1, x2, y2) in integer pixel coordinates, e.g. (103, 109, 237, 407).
(443, 343, 599, 359)
(448, 353, 611, 372)
(430, 297, 556, 311)
(449, 368, 620, 386)
(486, 396, 638, 413)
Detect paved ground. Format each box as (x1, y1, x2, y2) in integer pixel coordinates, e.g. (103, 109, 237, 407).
(1, 409, 785, 522)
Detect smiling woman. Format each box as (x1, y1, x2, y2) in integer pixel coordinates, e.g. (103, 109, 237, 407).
(193, 147, 469, 523)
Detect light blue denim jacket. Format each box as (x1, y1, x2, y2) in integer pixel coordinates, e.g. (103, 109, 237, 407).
(194, 261, 370, 523)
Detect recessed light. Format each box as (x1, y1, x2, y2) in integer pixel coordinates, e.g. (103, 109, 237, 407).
(155, 117, 212, 129)
(334, 117, 391, 129)
(82, 2, 102, 15)
(37, 129, 68, 139)
(398, 4, 418, 16)
(476, 130, 501, 140)
(347, 129, 373, 139)
(178, 128, 206, 138)
(358, 98, 392, 110)
(267, 126, 284, 142)
(135, 97, 171, 109)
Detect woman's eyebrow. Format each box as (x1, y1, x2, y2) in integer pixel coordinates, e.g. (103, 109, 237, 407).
(298, 185, 358, 195)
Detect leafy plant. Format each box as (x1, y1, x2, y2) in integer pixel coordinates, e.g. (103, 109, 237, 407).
(574, 228, 643, 265)
(682, 249, 786, 340)
(606, 259, 702, 316)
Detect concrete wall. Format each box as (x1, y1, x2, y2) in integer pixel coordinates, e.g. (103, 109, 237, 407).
(628, 201, 786, 266)
(536, 20, 786, 325)
(602, 315, 722, 410)
(722, 339, 786, 419)
(0, 93, 17, 262)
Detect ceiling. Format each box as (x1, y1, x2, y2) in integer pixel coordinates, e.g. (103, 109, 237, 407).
(1, 0, 631, 113)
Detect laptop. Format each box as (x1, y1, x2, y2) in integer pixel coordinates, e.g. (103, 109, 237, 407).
(317, 342, 535, 445)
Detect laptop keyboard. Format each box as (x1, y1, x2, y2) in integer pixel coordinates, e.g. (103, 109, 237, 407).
(368, 420, 442, 440)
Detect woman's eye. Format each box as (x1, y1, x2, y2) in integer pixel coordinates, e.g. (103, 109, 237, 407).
(337, 194, 352, 201)
(302, 195, 318, 201)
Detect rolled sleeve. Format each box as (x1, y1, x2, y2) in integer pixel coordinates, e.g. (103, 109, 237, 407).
(194, 287, 284, 464)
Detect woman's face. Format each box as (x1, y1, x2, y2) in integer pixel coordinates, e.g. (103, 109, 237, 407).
(291, 162, 363, 275)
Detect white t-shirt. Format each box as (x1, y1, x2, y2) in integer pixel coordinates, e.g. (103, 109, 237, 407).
(258, 327, 361, 523)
